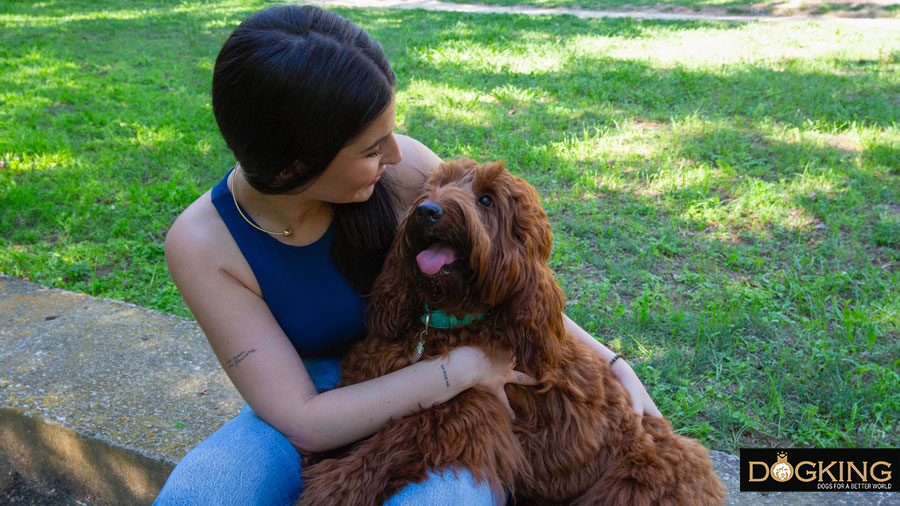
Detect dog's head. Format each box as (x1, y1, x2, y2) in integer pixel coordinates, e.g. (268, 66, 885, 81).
(369, 159, 567, 371)
(399, 158, 553, 313)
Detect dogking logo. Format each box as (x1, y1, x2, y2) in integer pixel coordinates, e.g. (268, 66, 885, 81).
(770, 452, 793, 482)
(745, 451, 793, 483)
(741, 448, 899, 492)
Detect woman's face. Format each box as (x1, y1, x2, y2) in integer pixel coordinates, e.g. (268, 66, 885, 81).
(303, 100, 401, 204)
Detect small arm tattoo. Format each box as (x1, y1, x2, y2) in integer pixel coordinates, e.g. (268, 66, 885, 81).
(226, 348, 257, 368)
(440, 364, 450, 388)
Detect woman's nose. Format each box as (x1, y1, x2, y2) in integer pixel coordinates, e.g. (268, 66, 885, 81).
(381, 133, 402, 166)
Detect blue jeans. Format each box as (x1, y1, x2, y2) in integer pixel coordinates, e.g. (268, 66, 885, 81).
(154, 359, 500, 505)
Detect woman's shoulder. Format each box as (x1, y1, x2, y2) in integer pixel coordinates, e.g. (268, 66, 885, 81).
(166, 192, 217, 268)
(165, 188, 256, 289)
(387, 134, 443, 208)
(166, 190, 220, 253)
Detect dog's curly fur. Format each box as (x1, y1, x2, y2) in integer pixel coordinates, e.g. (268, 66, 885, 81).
(297, 159, 727, 506)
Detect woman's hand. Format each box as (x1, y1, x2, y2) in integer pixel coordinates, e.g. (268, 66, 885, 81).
(611, 360, 663, 418)
(449, 346, 537, 418)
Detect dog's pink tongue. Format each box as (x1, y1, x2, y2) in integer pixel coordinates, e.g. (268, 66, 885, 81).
(416, 243, 457, 275)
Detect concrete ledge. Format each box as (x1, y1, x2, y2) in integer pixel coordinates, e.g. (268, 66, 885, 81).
(1, 275, 897, 504)
(1, 407, 174, 505)
(0, 275, 241, 505)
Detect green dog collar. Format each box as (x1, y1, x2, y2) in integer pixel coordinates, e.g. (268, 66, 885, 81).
(420, 304, 485, 329)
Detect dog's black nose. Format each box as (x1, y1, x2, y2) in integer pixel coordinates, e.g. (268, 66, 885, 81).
(416, 201, 444, 227)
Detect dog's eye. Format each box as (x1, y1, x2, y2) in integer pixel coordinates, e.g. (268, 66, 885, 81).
(478, 194, 494, 207)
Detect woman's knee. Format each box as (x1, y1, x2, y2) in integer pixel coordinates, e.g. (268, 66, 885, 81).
(384, 468, 501, 506)
(154, 405, 302, 506)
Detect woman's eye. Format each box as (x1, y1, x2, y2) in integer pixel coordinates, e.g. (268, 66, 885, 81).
(368, 148, 383, 158)
(478, 194, 494, 207)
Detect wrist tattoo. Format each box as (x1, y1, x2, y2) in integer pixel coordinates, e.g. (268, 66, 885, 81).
(440, 364, 450, 388)
(226, 348, 257, 368)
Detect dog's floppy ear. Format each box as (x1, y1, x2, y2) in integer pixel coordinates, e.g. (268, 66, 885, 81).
(505, 259, 568, 379)
(366, 213, 422, 341)
(510, 174, 553, 262)
(491, 173, 568, 378)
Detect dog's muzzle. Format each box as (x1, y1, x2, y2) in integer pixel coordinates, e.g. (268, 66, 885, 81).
(416, 201, 444, 228)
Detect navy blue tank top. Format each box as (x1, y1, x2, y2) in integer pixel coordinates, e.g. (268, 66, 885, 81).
(210, 169, 366, 358)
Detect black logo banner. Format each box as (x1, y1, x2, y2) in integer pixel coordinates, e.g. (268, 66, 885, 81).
(740, 448, 898, 492)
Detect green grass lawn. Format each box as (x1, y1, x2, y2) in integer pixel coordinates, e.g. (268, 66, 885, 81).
(1, 0, 898, 454)
(437, 0, 900, 18)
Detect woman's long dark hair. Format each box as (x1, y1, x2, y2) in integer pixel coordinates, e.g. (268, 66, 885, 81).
(212, 5, 399, 295)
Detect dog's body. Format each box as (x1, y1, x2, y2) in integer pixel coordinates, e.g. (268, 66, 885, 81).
(298, 159, 726, 506)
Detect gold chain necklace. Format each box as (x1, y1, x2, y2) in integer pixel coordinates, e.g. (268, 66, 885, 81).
(229, 170, 293, 238)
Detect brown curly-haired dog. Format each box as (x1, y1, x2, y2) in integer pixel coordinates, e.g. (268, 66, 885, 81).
(297, 158, 726, 506)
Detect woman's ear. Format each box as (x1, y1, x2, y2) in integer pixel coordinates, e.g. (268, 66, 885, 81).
(277, 160, 306, 183)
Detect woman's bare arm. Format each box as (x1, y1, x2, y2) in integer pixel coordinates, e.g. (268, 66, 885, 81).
(564, 315, 662, 417)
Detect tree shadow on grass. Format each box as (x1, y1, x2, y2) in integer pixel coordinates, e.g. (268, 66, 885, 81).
(348, 9, 900, 133)
(0, 0, 251, 289)
(387, 48, 898, 245)
(344, 6, 740, 43)
(394, 49, 898, 128)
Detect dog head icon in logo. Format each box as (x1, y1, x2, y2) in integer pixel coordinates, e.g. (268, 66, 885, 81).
(771, 452, 793, 482)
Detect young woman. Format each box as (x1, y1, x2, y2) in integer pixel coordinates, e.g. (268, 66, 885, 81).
(155, 5, 661, 505)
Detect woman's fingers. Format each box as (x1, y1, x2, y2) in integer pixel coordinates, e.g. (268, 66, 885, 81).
(494, 387, 516, 419)
(614, 364, 663, 418)
(500, 369, 537, 419)
(465, 348, 538, 418)
(633, 398, 662, 418)
(510, 369, 538, 386)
